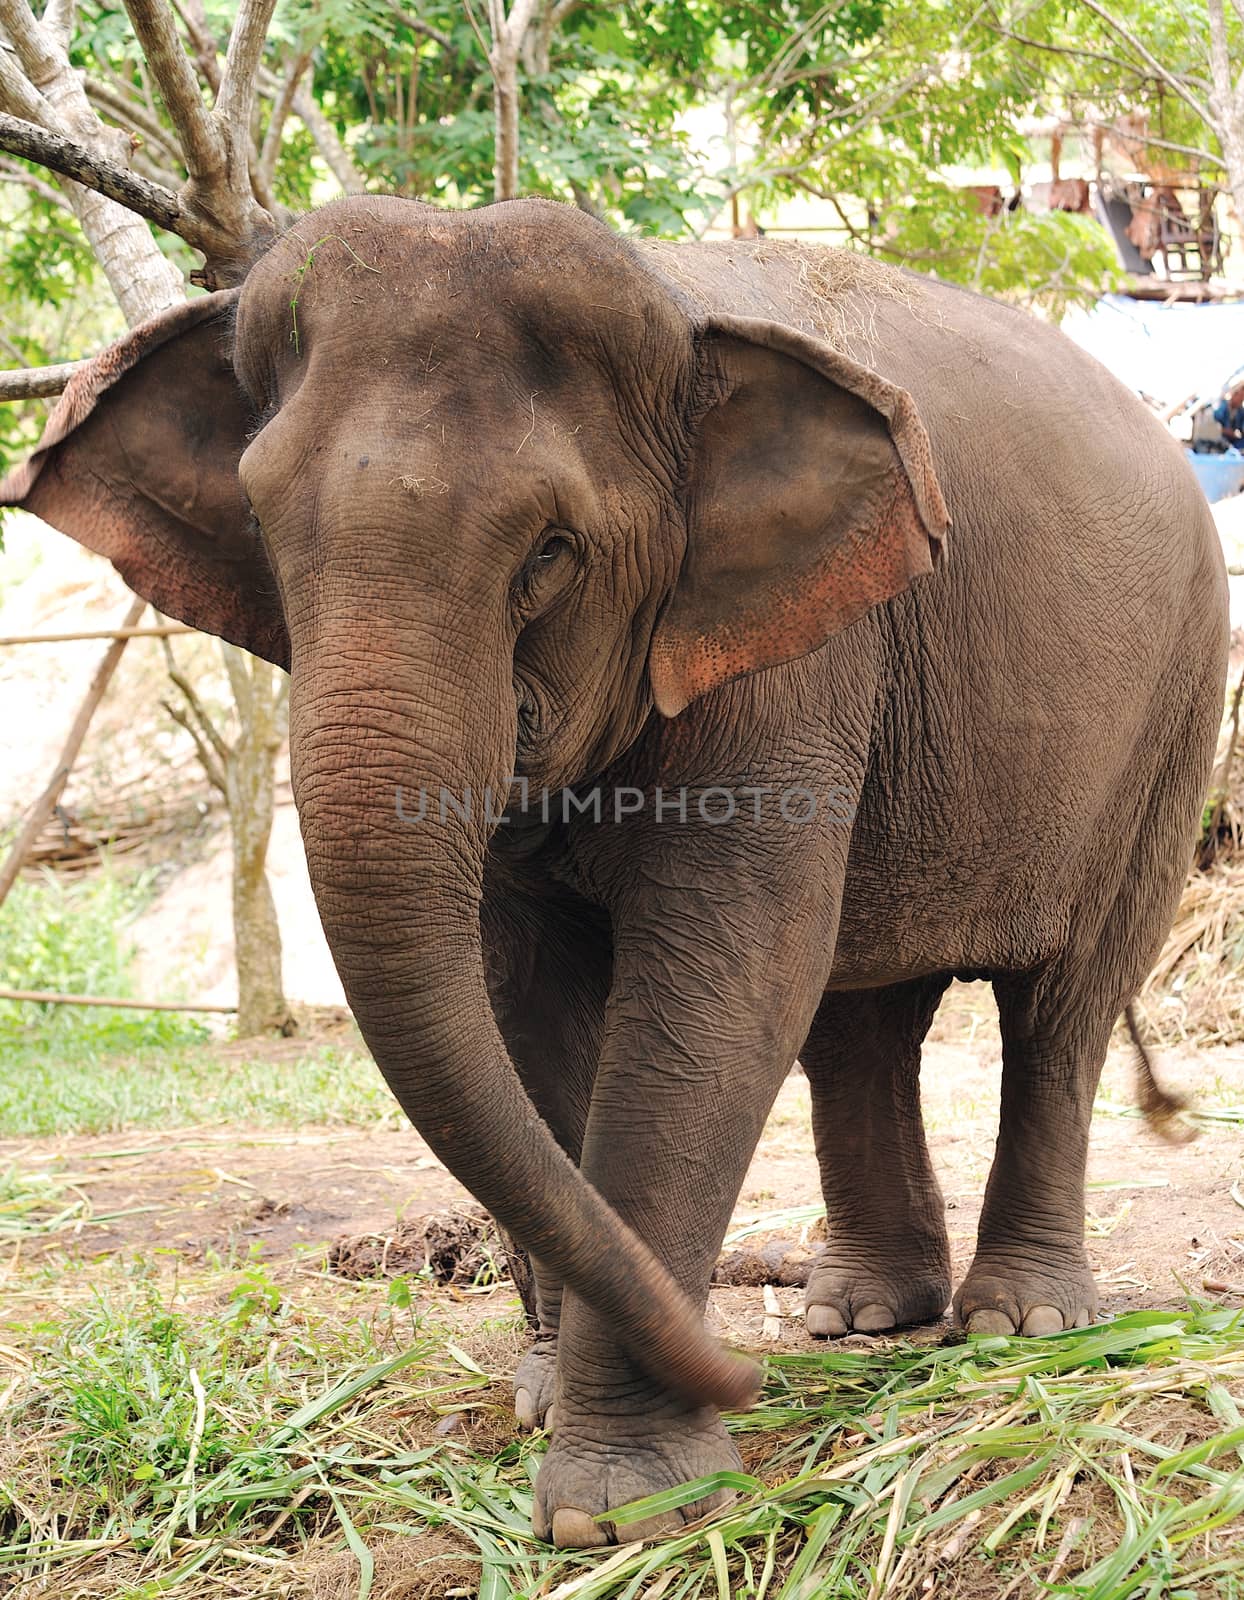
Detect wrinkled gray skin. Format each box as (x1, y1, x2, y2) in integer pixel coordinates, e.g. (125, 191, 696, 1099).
(2, 196, 1227, 1547)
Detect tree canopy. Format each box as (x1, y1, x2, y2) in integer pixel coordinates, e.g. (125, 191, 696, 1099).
(0, 0, 1239, 475)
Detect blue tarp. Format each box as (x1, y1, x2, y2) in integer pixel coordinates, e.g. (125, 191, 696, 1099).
(1061, 293, 1244, 410)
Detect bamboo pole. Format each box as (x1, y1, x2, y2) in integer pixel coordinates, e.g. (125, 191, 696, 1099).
(0, 624, 195, 646)
(0, 594, 146, 910)
(0, 986, 236, 1013)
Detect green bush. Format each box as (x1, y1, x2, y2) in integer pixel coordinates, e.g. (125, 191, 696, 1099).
(0, 865, 205, 1048)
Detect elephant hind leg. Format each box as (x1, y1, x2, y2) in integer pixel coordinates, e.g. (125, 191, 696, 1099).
(801, 976, 953, 1336)
(959, 692, 1214, 1336)
(955, 961, 1110, 1336)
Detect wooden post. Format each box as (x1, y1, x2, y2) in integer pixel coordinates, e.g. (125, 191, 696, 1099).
(0, 593, 146, 910)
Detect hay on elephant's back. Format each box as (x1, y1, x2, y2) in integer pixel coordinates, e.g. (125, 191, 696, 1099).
(1141, 668, 1244, 1044)
(636, 236, 920, 359)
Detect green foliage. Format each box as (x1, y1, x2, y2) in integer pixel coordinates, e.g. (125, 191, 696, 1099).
(987, 0, 1234, 187)
(0, 867, 205, 1049)
(881, 186, 1125, 315)
(0, 0, 1201, 378)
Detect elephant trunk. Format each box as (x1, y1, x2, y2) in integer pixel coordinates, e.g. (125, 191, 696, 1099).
(288, 618, 758, 1411)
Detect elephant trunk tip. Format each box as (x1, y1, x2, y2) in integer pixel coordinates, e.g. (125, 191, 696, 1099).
(684, 1345, 763, 1411)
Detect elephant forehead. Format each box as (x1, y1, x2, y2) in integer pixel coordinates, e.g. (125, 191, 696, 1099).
(239, 207, 684, 398)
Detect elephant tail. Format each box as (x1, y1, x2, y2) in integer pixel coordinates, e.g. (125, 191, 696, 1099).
(1123, 1003, 1197, 1144)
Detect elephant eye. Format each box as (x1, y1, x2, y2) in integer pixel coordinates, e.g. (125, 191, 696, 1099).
(513, 529, 580, 620)
(537, 534, 572, 562)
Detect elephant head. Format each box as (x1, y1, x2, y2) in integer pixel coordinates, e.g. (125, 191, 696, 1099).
(0, 195, 947, 1406)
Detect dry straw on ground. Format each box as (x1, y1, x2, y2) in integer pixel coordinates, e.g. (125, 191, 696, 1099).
(1142, 666, 1244, 1044)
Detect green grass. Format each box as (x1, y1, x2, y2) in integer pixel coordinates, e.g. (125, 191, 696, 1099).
(0, 863, 398, 1135)
(0, 866, 206, 1051)
(3, 888, 1242, 1597)
(0, 1037, 398, 1135)
(1, 1289, 1242, 1600)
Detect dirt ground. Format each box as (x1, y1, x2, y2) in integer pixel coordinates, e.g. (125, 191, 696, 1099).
(4, 989, 1243, 1354)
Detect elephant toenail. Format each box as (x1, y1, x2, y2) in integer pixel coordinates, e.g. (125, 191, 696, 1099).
(966, 1309, 1016, 1335)
(806, 1304, 849, 1338)
(1074, 1309, 1094, 1328)
(551, 1508, 612, 1548)
(514, 1388, 535, 1429)
(1021, 1306, 1064, 1336)
(853, 1303, 897, 1332)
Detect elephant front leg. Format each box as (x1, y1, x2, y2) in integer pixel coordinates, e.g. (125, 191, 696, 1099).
(481, 881, 610, 1430)
(533, 890, 831, 1548)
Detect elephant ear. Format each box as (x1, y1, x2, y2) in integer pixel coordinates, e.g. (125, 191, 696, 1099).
(0, 290, 288, 669)
(649, 315, 949, 717)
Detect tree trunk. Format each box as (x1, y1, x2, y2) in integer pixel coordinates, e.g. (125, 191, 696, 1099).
(1206, 0, 1244, 233)
(222, 647, 294, 1036)
(65, 181, 184, 323)
(491, 49, 520, 200)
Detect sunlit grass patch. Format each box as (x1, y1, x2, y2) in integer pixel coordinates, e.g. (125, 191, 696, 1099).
(0, 1038, 396, 1136)
(1, 1293, 1242, 1599)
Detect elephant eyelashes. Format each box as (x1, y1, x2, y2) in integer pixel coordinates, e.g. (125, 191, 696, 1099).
(513, 530, 579, 617)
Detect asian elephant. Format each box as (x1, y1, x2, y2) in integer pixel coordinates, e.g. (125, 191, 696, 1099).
(2, 195, 1227, 1547)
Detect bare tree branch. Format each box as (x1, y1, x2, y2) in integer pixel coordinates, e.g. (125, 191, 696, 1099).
(0, 42, 51, 123)
(984, 13, 1171, 83)
(0, 0, 65, 95)
(42, 0, 75, 51)
(1080, 0, 1213, 126)
(162, 635, 233, 769)
(85, 75, 183, 166)
(0, 359, 81, 398)
(287, 79, 365, 193)
(257, 43, 309, 189)
(130, 144, 183, 189)
(170, 0, 221, 91)
(389, 4, 455, 51)
(215, 0, 277, 168)
(162, 697, 227, 791)
(0, 109, 187, 228)
(120, 0, 223, 180)
(0, 153, 71, 207)
(1071, 115, 1218, 167)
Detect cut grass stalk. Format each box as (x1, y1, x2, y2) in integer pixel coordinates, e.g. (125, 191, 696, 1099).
(2, 1297, 1243, 1598)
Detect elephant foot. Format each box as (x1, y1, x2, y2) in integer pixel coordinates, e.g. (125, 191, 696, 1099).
(954, 1251, 1097, 1336)
(804, 1245, 950, 1337)
(514, 1334, 558, 1431)
(533, 1407, 740, 1547)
